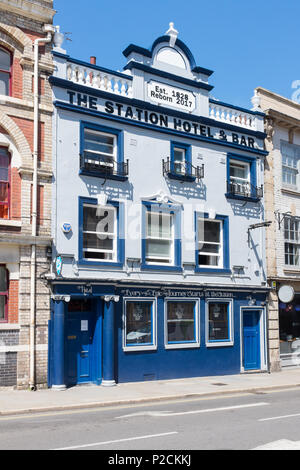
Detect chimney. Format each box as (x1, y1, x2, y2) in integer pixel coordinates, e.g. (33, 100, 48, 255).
(90, 56, 96, 65)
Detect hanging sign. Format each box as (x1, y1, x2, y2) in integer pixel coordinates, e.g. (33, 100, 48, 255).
(147, 80, 196, 112)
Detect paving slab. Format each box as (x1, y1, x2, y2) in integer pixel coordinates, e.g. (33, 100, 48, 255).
(0, 369, 300, 416)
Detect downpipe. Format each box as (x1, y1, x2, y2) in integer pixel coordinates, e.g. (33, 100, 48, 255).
(29, 26, 54, 391)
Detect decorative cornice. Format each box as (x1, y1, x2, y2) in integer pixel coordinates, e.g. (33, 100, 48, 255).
(0, 0, 56, 23)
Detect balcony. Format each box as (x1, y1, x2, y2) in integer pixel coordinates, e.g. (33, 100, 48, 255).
(226, 181, 263, 202)
(80, 154, 129, 181)
(162, 158, 204, 183)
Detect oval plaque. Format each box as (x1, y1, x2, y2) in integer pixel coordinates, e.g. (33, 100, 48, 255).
(278, 285, 295, 303)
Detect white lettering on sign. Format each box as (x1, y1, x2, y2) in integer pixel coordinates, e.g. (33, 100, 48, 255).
(147, 81, 196, 112)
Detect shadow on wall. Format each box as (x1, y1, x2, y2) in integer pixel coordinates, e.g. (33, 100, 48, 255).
(84, 179, 134, 201)
(166, 178, 207, 200)
(229, 200, 263, 220)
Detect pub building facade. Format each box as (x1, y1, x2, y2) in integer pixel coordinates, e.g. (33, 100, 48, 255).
(48, 25, 269, 388)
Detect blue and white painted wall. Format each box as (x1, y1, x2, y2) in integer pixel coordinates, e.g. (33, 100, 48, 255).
(48, 24, 269, 388)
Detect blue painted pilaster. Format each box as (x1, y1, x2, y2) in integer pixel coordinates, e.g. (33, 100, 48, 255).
(52, 299, 66, 390)
(102, 299, 116, 386)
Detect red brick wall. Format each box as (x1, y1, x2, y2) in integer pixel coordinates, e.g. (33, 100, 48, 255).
(7, 279, 18, 323)
(11, 57, 23, 99)
(10, 167, 21, 221)
(9, 116, 44, 161)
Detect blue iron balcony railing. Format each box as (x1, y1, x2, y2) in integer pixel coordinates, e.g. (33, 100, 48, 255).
(226, 181, 263, 200)
(80, 154, 129, 181)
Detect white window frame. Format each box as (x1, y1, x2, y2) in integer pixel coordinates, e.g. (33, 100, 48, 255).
(205, 299, 234, 347)
(229, 159, 251, 196)
(145, 210, 175, 266)
(281, 142, 300, 191)
(173, 147, 186, 174)
(82, 203, 117, 262)
(164, 298, 200, 349)
(83, 129, 117, 171)
(123, 297, 157, 352)
(197, 217, 223, 269)
(284, 216, 300, 267)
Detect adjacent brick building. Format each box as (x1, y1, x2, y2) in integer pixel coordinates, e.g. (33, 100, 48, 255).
(0, 0, 55, 388)
(256, 87, 300, 371)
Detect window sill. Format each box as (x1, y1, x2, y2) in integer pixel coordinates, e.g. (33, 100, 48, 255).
(123, 345, 157, 352)
(79, 168, 128, 182)
(281, 187, 300, 197)
(225, 193, 260, 203)
(166, 172, 196, 183)
(141, 264, 183, 272)
(206, 341, 234, 347)
(283, 267, 300, 274)
(78, 260, 124, 268)
(165, 342, 200, 350)
(0, 219, 22, 228)
(0, 323, 20, 330)
(195, 267, 231, 274)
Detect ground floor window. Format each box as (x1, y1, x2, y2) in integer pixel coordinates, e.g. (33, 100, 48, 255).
(165, 300, 199, 348)
(123, 299, 156, 351)
(206, 300, 233, 346)
(279, 295, 300, 364)
(0, 265, 8, 322)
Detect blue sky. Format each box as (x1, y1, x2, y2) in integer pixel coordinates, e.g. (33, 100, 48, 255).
(53, 0, 299, 109)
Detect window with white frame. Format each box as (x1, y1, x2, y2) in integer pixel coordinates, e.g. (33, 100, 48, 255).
(83, 128, 116, 173)
(173, 147, 186, 175)
(123, 299, 156, 351)
(229, 159, 250, 196)
(165, 300, 198, 347)
(145, 210, 174, 265)
(207, 301, 232, 345)
(284, 216, 300, 267)
(282, 142, 300, 190)
(197, 217, 223, 267)
(82, 204, 117, 261)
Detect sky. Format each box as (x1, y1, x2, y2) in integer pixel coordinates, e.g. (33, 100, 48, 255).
(53, 0, 300, 109)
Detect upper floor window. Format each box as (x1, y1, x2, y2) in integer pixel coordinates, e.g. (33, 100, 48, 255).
(0, 266, 8, 322)
(0, 148, 10, 219)
(141, 202, 182, 271)
(229, 159, 250, 196)
(80, 123, 128, 181)
(284, 216, 300, 267)
(82, 203, 117, 262)
(226, 153, 262, 201)
(196, 213, 230, 273)
(0, 47, 11, 96)
(79, 196, 124, 267)
(162, 142, 204, 182)
(282, 142, 300, 190)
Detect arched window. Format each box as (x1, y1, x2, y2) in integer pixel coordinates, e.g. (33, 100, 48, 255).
(0, 148, 10, 219)
(0, 46, 11, 96)
(0, 265, 8, 322)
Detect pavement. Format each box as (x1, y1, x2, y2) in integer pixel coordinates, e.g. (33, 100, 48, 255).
(0, 368, 300, 416)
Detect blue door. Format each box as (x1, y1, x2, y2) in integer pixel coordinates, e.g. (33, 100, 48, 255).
(243, 310, 261, 370)
(65, 299, 101, 386)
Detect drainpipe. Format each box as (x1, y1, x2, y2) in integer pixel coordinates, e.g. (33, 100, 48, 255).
(29, 25, 55, 391)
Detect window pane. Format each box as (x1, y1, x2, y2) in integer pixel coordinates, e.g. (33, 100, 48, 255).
(126, 302, 152, 345)
(146, 239, 171, 258)
(0, 267, 7, 291)
(0, 72, 9, 95)
(167, 302, 195, 343)
(147, 212, 172, 238)
(83, 206, 115, 234)
(199, 254, 219, 266)
(0, 48, 10, 71)
(203, 220, 220, 243)
(84, 130, 114, 155)
(0, 295, 5, 320)
(208, 303, 229, 341)
(83, 233, 113, 250)
(230, 162, 248, 180)
(173, 149, 185, 162)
